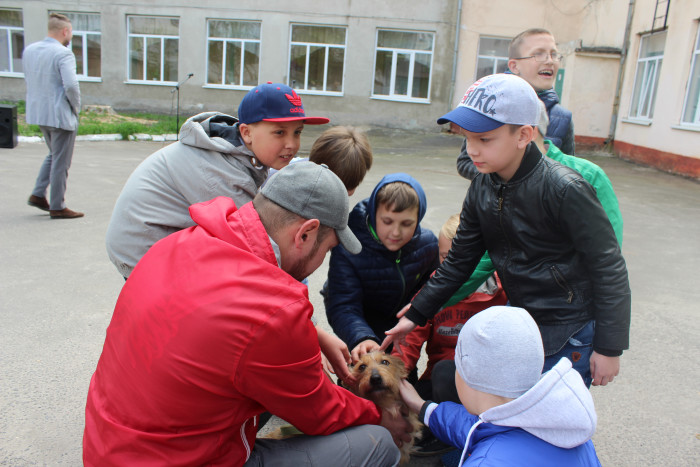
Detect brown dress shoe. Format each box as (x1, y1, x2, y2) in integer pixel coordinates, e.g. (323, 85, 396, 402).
(50, 208, 85, 219)
(28, 195, 50, 211)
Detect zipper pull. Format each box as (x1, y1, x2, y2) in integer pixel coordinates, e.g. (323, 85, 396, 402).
(396, 250, 402, 264)
(498, 186, 504, 211)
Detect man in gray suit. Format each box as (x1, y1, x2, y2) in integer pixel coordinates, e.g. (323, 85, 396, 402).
(24, 13, 84, 219)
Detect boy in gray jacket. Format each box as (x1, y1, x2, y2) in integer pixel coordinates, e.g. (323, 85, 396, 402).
(105, 82, 328, 279)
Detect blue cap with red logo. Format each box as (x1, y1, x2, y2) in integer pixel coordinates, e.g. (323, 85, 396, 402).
(238, 82, 330, 125)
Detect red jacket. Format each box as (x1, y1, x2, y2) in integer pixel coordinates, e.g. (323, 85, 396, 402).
(84, 197, 381, 466)
(393, 274, 508, 380)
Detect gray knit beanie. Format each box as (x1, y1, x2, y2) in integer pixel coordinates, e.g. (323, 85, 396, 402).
(455, 306, 544, 399)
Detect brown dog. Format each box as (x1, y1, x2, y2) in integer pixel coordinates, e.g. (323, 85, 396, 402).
(345, 350, 422, 464)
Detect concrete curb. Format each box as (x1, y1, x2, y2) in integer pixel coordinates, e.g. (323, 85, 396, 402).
(18, 134, 179, 143)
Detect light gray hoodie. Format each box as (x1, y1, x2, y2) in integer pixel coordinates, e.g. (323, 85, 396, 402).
(453, 358, 598, 466)
(106, 112, 267, 278)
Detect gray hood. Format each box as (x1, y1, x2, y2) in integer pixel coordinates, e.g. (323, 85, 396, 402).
(180, 112, 248, 154)
(480, 358, 597, 448)
(105, 111, 270, 278)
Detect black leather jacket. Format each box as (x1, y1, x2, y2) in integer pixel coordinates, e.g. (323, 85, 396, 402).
(408, 144, 631, 355)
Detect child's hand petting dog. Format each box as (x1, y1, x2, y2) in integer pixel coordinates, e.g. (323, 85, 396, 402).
(399, 379, 425, 414)
(351, 339, 381, 362)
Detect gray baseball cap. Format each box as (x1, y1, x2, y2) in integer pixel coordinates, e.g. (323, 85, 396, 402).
(261, 161, 361, 254)
(438, 74, 539, 132)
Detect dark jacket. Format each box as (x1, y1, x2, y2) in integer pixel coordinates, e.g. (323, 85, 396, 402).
(539, 88, 575, 155)
(409, 144, 631, 356)
(323, 174, 439, 350)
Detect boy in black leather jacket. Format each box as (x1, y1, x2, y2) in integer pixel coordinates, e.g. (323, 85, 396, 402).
(383, 74, 630, 389)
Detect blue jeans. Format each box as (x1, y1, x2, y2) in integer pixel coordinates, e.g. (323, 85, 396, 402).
(543, 321, 594, 387)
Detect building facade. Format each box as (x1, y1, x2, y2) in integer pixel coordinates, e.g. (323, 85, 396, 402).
(612, 0, 700, 178)
(0, 0, 459, 129)
(1, 0, 698, 177)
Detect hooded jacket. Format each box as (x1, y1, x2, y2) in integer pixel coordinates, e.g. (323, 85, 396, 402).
(424, 358, 601, 466)
(85, 197, 381, 466)
(105, 112, 267, 278)
(323, 174, 439, 350)
(408, 143, 631, 356)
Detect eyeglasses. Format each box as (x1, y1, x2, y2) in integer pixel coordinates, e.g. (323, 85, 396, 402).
(513, 52, 564, 62)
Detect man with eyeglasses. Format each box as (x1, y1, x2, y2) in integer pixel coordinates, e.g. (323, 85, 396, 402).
(508, 28, 574, 156)
(457, 28, 575, 180)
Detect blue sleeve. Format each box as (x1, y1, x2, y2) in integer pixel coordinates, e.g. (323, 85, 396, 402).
(324, 246, 378, 348)
(560, 121, 576, 156)
(428, 402, 478, 449)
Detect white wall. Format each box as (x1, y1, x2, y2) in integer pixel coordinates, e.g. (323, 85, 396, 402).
(615, 0, 700, 160)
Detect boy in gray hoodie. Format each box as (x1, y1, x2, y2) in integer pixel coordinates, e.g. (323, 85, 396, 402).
(105, 82, 328, 279)
(399, 306, 601, 466)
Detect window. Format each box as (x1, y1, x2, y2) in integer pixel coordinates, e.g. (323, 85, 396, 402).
(289, 24, 346, 94)
(681, 26, 700, 126)
(56, 12, 101, 79)
(629, 31, 666, 120)
(0, 9, 23, 75)
(127, 16, 179, 84)
(475, 37, 510, 80)
(206, 19, 260, 88)
(373, 29, 434, 102)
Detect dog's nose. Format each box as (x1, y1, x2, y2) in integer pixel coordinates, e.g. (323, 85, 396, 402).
(370, 370, 383, 387)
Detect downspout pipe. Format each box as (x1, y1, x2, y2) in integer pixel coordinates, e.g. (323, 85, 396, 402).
(447, 0, 464, 113)
(606, 0, 636, 147)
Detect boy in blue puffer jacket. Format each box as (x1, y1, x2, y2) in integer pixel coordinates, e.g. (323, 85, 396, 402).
(323, 173, 438, 361)
(400, 306, 602, 467)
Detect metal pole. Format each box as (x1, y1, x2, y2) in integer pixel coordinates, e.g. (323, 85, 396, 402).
(171, 73, 194, 141)
(605, 0, 636, 147)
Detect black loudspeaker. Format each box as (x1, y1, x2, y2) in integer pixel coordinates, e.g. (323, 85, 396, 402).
(0, 104, 19, 148)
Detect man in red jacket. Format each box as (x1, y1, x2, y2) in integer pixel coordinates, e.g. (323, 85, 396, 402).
(83, 162, 410, 466)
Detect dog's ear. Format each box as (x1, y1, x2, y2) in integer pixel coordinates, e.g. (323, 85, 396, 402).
(387, 354, 409, 379)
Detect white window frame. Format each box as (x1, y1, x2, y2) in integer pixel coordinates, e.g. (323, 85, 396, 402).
(475, 36, 510, 80)
(205, 19, 261, 90)
(628, 31, 666, 121)
(288, 24, 346, 96)
(0, 8, 24, 77)
(53, 11, 101, 82)
(371, 29, 434, 103)
(126, 15, 179, 85)
(680, 25, 700, 127)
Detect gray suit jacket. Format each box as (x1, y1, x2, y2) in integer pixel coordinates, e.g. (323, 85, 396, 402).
(22, 37, 81, 131)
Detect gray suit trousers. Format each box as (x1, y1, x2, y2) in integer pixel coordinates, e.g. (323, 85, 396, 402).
(244, 425, 400, 467)
(32, 126, 77, 210)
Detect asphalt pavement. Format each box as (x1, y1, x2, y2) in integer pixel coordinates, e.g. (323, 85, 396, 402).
(1, 126, 698, 466)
